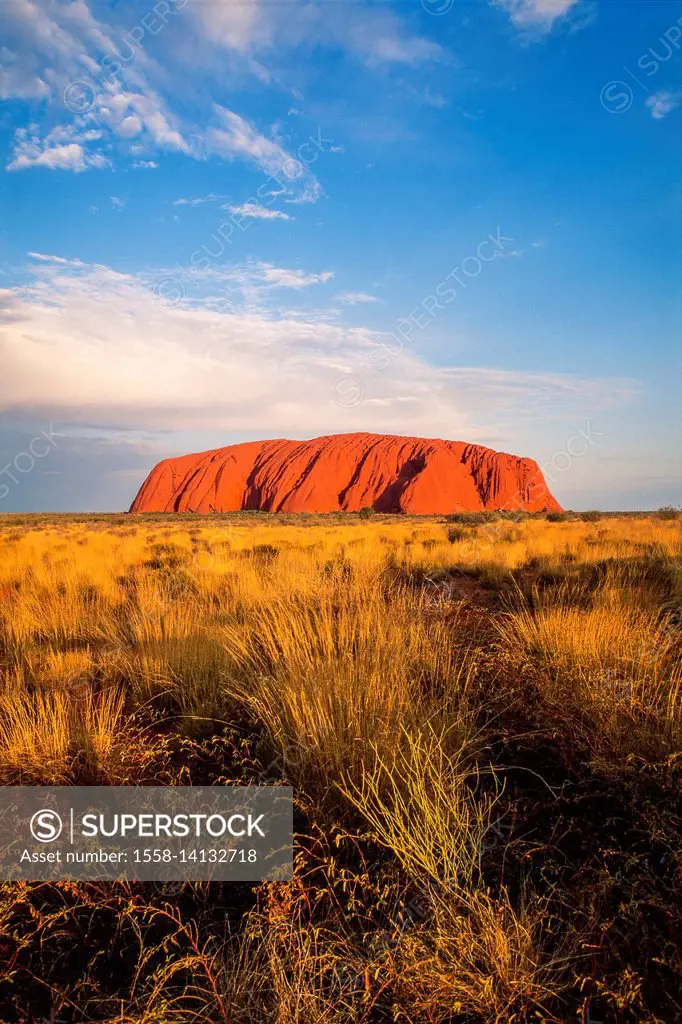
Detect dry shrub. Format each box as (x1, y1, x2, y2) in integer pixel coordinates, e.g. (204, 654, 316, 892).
(389, 887, 567, 1023)
(341, 727, 568, 1021)
(0, 686, 152, 784)
(496, 580, 681, 760)
(340, 725, 491, 891)
(222, 585, 471, 800)
(118, 633, 231, 725)
(0, 689, 73, 784)
(230, 879, 369, 1024)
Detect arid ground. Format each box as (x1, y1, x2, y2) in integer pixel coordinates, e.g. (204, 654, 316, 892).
(0, 510, 680, 1023)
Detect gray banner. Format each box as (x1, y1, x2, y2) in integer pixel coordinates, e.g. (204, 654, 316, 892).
(0, 786, 293, 881)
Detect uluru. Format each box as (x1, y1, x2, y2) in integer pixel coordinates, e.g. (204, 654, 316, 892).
(130, 432, 562, 514)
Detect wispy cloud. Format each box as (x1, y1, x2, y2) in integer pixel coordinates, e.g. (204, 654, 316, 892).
(336, 291, 380, 304)
(645, 91, 681, 120)
(497, 239, 547, 258)
(1, 255, 636, 447)
(143, 259, 335, 308)
(7, 126, 109, 172)
(190, 0, 444, 68)
(493, 0, 581, 33)
(1, 0, 189, 171)
(256, 263, 332, 287)
(205, 107, 323, 203)
(27, 253, 86, 266)
(173, 195, 293, 220)
(226, 202, 293, 221)
(173, 195, 228, 207)
(188, 0, 273, 55)
(0, 0, 324, 200)
(342, 9, 443, 67)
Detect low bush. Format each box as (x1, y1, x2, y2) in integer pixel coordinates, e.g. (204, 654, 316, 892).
(580, 510, 602, 522)
(446, 511, 493, 525)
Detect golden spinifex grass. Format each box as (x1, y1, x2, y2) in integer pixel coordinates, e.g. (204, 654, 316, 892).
(0, 687, 127, 785)
(222, 587, 471, 797)
(496, 589, 681, 759)
(0, 511, 680, 1023)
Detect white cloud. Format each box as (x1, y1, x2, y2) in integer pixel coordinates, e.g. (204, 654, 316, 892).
(1, 256, 636, 449)
(494, 0, 580, 32)
(348, 22, 441, 66)
(1, 4, 331, 201)
(227, 202, 293, 221)
(95, 88, 189, 153)
(132, 160, 158, 169)
(0, 55, 49, 101)
(173, 194, 296, 220)
(1, 0, 191, 171)
(7, 127, 109, 172)
(118, 114, 142, 138)
(256, 263, 333, 287)
(183, 261, 333, 296)
(645, 91, 681, 120)
(27, 253, 86, 266)
(1, 0, 441, 184)
(110, 196, 125, 209)
(190, 0, 268, 53)
(190, 0, 443, 68)
(336, 291, 379, 304)
(0, 1, 197, 174)
(206, 106, 322, 203)
(173, 194, 227, 207)
(497, 238, 548, 259)
(130, 261, 334, 319)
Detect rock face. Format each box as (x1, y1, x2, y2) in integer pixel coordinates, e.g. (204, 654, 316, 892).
(130, 432, 562, 515)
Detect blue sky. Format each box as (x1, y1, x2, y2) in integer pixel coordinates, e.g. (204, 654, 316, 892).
(0, 0, 680, 512)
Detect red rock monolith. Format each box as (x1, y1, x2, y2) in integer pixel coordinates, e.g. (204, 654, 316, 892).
(129, 432, 562, 514)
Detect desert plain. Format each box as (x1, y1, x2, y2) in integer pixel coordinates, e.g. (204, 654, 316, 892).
(0, 508, 679, 1023)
